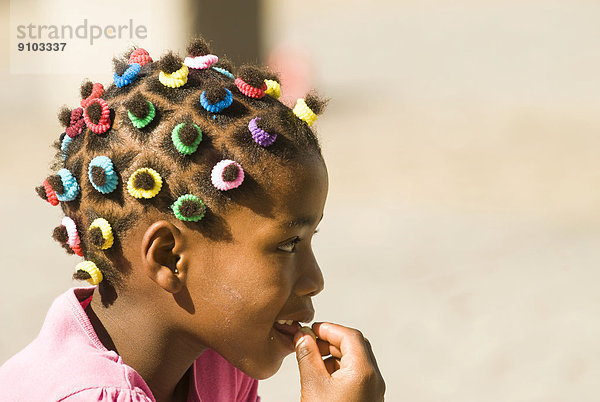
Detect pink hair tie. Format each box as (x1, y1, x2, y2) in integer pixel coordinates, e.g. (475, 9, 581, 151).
(235, 78, 267, 99)
(80, 83, 105, 108)
(62, 216, 83, 256)
(211, 159, 244, 191)
(129, 48, 153, 66)
(184, 54, 218, 70)
(65, 107, 85, 138)
(84, 98, 111, 134)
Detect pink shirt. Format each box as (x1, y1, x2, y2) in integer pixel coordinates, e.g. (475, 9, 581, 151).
(0, 286, 260, 401)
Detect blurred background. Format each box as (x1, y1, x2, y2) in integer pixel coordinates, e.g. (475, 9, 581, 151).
(2, 0, 600, 400)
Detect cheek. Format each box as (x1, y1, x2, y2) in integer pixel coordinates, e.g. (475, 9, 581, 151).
(189, 255, 292, 323)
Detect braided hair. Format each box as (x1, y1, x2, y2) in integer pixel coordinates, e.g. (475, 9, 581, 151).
(36, 37, 327, 298)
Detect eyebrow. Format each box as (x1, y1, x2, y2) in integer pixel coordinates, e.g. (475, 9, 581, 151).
(283, 214, 324, 229)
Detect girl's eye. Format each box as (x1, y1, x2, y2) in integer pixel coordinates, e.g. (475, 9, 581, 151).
(278, 237, 300, 253)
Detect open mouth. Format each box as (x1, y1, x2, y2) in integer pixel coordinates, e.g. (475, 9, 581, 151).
(272, 320, 302, 349)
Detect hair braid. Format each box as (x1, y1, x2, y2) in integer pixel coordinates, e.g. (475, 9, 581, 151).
(37, 37, 328, 299)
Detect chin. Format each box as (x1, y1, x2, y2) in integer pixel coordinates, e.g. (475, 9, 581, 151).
(238, 355, 286, 380)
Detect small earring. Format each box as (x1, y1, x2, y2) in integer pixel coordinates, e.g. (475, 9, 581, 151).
(174, 268, 179, 274)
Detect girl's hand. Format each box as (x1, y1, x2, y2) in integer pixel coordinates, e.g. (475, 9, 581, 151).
(293, 322, 386, 402)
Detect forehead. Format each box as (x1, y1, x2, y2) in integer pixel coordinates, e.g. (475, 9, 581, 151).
(226, 156, 328, 234)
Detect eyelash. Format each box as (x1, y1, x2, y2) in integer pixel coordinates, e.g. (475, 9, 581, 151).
(278, 229, 319, 253)
(278, 237, 300, 253)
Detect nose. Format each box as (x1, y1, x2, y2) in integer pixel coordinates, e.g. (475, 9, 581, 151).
(295, 251, 325, 297)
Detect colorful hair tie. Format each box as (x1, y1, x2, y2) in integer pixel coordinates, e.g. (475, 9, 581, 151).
(75, 261, 103, 285)
(88, 156, 118, 194)
(55, 169, 80, 202)
(61, 134, 73, 160)
(235, 78, 267, 99)
(248, 117, 277, 147)
(171, 123, 202, 155)
(199, 89, 233, 113)
(159, 64, 189, 88)
(127, 101, 156, 129)
(84, 98, 111, 134)
(81, 83, 105, 108)
(264, 79, 281, 99)
(88, 218, 114, 250)
(114, 63, 141, 88)
(293, 98, 318, 126)
(212, 66, 235, 79)
(129, 48, 152, 66)
(127, 167, 163, 199)
(172, 194, 207, 222)
(42, 179, 59, 206)
(184, 54, 218, 70)
(211, 160, 244, 191)
(65, 108, 85, 138)
(62, 216, 83, 256)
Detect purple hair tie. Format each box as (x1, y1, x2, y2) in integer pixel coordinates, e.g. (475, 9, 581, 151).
(248, 117, 276, 147)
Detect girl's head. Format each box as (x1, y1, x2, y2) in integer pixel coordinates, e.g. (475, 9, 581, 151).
(37, 38, 329, 378)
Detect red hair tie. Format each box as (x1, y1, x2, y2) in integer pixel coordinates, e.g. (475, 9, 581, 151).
(235, 78, 267, 99)
(84, 98, 111, 134)
(65, 107, 85, 138)
(129, 48, 153, 66)
(81, 83, 105, 108)
(42, 179, 59, 206)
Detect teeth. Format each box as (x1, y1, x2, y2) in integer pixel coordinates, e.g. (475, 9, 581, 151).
(276, 319, 294, 325)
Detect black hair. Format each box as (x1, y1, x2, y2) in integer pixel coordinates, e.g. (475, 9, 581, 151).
(36, 36, 328, 303)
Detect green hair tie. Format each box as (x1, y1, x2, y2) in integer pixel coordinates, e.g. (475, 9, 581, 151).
(171, 122, 202, 155)
(172, 194, 206, 222)
(127, 101, 156, 129)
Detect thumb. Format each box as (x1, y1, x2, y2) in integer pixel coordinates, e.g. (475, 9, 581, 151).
(294, 331, 329, 384)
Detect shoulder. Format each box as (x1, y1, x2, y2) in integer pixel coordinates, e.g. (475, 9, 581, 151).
(0, 287, 154, 401)
(193, 349, 260, 402)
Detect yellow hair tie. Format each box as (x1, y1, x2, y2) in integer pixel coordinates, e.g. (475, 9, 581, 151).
(264, 79, 281, 99)
(127, 167, 163, 199)
(293, 98, 318, 126)
(75, 261, 103, 285)
(159, 64, 189, 88)
(89, 218, 114, 250)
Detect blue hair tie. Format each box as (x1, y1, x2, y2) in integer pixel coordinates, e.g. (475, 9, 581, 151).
(56, 168, 80, 201)
(211, 66, 235, 79)
(88, 156, 119, 194)
(200, 89, 233, 113)
(113, 63, 141, 88)
(61, 133, 73, 160)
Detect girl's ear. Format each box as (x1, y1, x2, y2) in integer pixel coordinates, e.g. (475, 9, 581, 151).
(140, 220, 187, 293)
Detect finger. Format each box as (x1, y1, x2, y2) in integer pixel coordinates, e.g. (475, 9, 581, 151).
(294, 331, 330, 384)
(364, 337, 377, 363)
(323, 355, 341, 375)
(312, 322, 370, 364)
(316, 339, 330, 356)
(363, 337, 384, 379)
(316, 339, 342, 358)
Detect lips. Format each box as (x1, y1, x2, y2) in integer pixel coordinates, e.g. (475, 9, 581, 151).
(273, 320, 302, 336)
(272, 309, 314, 348)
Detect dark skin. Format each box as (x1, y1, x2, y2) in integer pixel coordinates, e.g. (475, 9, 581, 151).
(85, 154, 385, 401)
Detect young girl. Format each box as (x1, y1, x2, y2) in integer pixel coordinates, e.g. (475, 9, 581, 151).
(0, 37, 385, 401)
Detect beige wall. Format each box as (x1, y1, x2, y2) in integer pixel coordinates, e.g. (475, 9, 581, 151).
(1, 1, 599, 400)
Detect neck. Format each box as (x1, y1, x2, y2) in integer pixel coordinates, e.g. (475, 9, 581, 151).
(86, 286, 205, 401)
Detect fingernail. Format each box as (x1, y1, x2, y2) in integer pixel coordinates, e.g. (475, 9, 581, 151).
(295, 335, 306, 349)
(299, 326, 316, 341)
